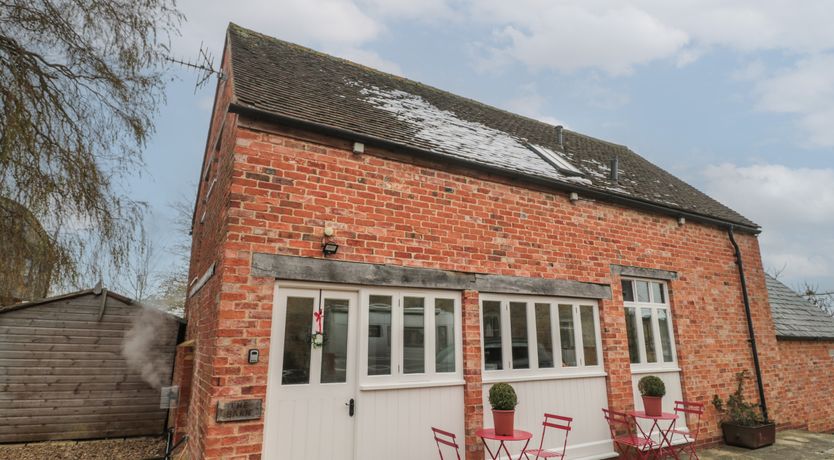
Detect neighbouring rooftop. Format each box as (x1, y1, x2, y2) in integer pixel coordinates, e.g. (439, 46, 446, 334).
(766, 274, 834, 340)
(226, 23, 758, 230)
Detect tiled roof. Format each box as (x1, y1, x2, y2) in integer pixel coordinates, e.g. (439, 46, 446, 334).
(766, 274, 834, 340)
(226, 24, 758, 229)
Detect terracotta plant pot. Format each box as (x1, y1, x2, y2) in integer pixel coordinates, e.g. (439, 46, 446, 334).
(642, 395, 663, 416)
(493, 409, 515, 436)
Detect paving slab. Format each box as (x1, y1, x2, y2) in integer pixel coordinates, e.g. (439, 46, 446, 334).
(700, 430, 834, 460)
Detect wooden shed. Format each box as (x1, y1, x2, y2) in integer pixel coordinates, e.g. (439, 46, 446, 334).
(0, 287, 183, 443)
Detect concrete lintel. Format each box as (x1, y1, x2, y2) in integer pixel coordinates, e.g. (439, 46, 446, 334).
(610, 264, 678, 281)
(252, 253, 611, 300)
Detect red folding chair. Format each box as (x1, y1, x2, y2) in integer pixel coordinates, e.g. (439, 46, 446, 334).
(432, 427, 462, 460)
(602, 408, 655, 460)
(524, 412, 573, 459)
(670, 401, 705, 459)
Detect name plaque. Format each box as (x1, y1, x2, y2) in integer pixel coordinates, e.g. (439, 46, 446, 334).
(216, 399, 263, 422)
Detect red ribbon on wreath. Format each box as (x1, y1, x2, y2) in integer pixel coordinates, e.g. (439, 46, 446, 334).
(313, 309, 323, 334)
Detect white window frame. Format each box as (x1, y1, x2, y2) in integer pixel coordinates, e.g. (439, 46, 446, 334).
(358, 288, 463, 387)
(479, 294, 604, 380)
(622, 278, 678, 372)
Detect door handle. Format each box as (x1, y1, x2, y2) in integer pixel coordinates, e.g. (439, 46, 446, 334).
(345, 398, 355, 417)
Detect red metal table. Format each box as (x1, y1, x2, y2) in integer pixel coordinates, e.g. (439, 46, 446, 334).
(628, 411, 679, 460)
(476, 428, 533, 460)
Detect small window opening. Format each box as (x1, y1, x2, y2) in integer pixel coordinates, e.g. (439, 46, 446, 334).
(528, 144, 584, 176)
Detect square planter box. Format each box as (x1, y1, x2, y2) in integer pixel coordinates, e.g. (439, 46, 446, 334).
(721, 422, 776, 449)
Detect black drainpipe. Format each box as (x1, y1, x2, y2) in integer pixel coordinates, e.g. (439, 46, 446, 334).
(727, 225, 770, 422)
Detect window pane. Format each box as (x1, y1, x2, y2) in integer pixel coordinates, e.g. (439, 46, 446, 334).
(559, 304, 576, 367)
(510, 302, 529, 369)
(641, 308, 657, 363)
(282, 297, 314, 385)
(482, 301, 503, 370)
(403, 297, 425, 374)
(621, 280, 635, 302)
(636, 281, 650, 303)
(580, 305, 598, 366)
(535, 303, 554, 368)
(658, 309, 674, 362)
(625, 307, 641, 364)
(368, 295, 392, 376)
(321, 298, 349, 383)
(652, 283, 665, 304)
(435, 299, 456, 373)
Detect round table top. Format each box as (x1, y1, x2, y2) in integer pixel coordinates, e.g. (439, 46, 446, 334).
(476, 428, 533, 441)
(629, 410, 677, 421)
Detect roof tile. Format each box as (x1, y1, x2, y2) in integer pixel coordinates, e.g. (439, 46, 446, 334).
(227, 24, 757, 228)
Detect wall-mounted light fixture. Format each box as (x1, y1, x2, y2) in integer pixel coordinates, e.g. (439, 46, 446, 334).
(322, 241, 339, 256)
(678, 216, 686, 226)
(353, 142, 365, 155)
(569, 192, 579, 203)
(322, 226, 339, 256)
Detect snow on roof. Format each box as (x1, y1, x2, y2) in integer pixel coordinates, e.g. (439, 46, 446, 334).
(358, 83, 591, 186)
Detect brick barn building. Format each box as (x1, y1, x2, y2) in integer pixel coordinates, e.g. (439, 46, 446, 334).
(171, 23, 833, 460)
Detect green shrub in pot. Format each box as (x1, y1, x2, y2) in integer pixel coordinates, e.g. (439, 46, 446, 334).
(489, 383, 518, 435)
(638, 375, 666, 416)
(712, 371, 775, 449)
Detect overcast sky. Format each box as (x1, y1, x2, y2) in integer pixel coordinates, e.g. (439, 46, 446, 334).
(135, 0, 834, 293)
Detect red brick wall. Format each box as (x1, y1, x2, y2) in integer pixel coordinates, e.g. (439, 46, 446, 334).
(462, 290, 484, 460)
(174, 40, 276, 459)
(171, 341, 194, 443)
(176, 106, 781, 458)
(772, 340, 834, 433)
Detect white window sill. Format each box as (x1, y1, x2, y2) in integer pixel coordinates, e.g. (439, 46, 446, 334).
(630, 366, 681, 375)
(482, 370, 607, 384)
(359, 379, 465, 391)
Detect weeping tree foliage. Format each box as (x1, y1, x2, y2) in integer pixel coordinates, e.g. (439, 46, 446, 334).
(0, 0, 183, 292)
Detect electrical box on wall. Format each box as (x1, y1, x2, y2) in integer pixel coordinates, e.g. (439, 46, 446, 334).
(248, 349, 259, 364)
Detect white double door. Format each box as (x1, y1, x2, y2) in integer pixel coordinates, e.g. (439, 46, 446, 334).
(263, 288, 358, 460)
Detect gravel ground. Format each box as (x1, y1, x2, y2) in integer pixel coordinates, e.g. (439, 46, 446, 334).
(0, 437, 166, 460)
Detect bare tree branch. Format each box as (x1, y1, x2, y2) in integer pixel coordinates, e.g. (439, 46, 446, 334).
(0, 0, 183, 294)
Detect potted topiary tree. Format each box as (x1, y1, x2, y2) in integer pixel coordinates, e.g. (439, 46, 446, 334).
(638, 375, 666, 416)
(712, 370, 775, 449)
(489, 382, 518, 436)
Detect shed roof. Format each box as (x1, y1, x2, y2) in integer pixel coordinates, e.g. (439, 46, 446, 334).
(0, 287, 133, 314)
(766, 274, 834, 340)
(225, 23, 758, 231)
(0, 288, 184, 322)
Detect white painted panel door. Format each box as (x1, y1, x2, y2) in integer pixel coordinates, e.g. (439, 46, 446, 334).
(263, 288, 358, 460)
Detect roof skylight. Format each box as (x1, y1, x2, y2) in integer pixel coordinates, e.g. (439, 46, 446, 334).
(528, 145, 584, 176)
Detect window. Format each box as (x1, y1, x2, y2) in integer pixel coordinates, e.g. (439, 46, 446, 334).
(362, 290, 462, 384)
(535, 303, 554, 368)
(282, 297, 315, 385)
(528, 144, 584, 176)
(367, 295, 393, 376)
(622, 279, 677, 368)
(510, 302, 529, 369)
(320, 298, 350, 383)
(483, 301, 503, 370)
(480, 295, 602, 376)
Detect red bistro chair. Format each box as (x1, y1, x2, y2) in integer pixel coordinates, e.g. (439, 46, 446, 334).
(524, 413, 573, 459)
(432, 427, 462, 460)
(602, 408, 655, 460)
(670, 401, 705, 459)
